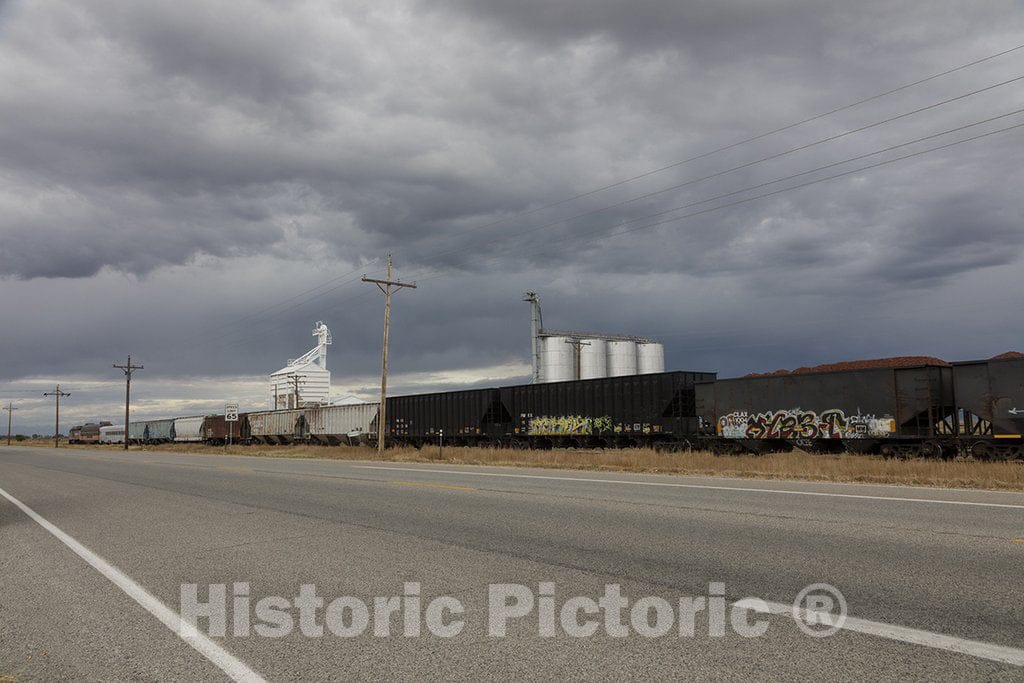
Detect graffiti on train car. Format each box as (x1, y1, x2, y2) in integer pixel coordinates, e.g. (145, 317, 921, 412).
(718, 409, 895, 439)
(528, 415, 614, 436)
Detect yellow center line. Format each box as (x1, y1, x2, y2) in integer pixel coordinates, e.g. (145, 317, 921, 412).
(1010, 539, 1024, 543)
(389, 480, 478, 491)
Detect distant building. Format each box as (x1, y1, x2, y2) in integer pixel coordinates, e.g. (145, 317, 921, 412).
(270, 321, 332, 409)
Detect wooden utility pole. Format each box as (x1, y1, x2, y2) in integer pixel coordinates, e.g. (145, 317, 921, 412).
(42, 385, 70, 448)
(362, 255, 417, 453)
(114, 356, 143, 450)
(288, 374, 307, 409)
(564, 337, 591, 380)
(4, 402, 17, 446)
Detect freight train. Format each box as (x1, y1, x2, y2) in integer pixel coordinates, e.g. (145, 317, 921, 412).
(94, 354, 1024, 460)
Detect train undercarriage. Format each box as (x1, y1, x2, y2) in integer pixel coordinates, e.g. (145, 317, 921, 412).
(386, 433, 1022, 460)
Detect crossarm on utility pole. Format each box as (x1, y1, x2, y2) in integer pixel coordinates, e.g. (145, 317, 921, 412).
(564, 337, 592, 381)
(42, 385, 70, 448)
(4, 402, 18, 446)
(362, 254, 417, 453)
(287, 374, 308, 409)
(114, 356, 143, 450)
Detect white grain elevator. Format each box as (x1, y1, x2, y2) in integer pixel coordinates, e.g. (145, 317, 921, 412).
(270, 321, 333, 408)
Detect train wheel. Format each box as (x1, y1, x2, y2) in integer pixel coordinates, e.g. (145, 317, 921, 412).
(970, 441, 995, 460)
(919, 440, 944, 459)
(712, 441, 743, 456)
(675, 439, 693, 453)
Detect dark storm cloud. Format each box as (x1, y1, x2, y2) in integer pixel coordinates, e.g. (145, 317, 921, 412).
(863, 191, 1024, 287)
(1, 0, 1023, 430)
(3, 0, 1021, 281)
(423, 0, 832, 58)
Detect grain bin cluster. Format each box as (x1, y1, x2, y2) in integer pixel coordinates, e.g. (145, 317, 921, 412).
(524, 292, 664, 383)
(537, 334, 664, 382)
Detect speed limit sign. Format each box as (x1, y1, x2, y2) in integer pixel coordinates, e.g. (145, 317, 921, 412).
(225, 403, 239, 422)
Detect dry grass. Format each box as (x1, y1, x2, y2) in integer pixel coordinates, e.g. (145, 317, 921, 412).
(12, 438, 1024, 491)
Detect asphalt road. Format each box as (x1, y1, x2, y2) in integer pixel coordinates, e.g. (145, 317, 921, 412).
(2, 445, 1023, 681)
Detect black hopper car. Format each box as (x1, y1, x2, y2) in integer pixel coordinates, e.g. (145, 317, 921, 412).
(386, 371, 715, 450)
(383, 357, 1023, 459)
(695, 356, 1024, 459)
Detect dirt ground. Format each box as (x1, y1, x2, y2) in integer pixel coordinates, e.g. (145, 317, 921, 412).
(12, 438, 1024, 491)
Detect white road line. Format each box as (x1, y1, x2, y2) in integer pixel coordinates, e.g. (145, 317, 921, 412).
(0, 486, 267, 683)
(359, 463, 1024, 665)
(733, 599, 1024, 667)
(352, 465, 1024, 509)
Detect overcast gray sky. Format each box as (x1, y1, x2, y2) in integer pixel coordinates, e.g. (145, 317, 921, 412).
(2, 0, 1023, 433)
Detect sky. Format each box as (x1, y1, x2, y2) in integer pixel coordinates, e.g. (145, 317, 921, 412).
(1, 0, 1023, 434)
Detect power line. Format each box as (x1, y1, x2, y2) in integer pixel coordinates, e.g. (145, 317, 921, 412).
(188, 259, 408, 360)
(158, 43, 1024, 357)
(170, 262, 379, 352)
(226, 260, 379, 327)
(172, 108, 1024, 368)
(645, 291, 1024, 341)
(156, 266, 389, 367)
(399, 43, 1024, 247)
(0, 388, 59, 394)
(456, 78, 1024, 262)
(407, 110, 1024, 280)
(151, 270, 372, 370)
(407, 76, 1024, 273)
(169, 272, 385, 362)
(148, 261, 398, 369)
(586, 120, 1024, 248)
(128, 43, 1024, 382)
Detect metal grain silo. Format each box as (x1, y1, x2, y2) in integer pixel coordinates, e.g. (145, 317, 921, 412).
(637, 342, 665, 374)
(606, 340, 638, 377)
(579, 338, 608, 379)
(540, 336, 576, 382)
